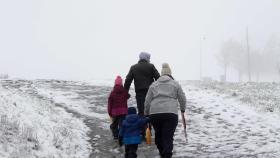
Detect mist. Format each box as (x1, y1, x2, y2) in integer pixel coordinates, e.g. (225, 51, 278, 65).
(1, 0, 280, 81)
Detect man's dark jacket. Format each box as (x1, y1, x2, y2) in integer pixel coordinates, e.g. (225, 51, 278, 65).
(124, 59, 160, 92)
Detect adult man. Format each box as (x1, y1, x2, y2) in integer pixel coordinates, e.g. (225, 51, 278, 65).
(124, 52, 160, 116)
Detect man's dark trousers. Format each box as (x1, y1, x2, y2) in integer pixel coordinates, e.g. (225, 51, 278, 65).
(135, 89, 148, 139)
(135, 89, 148, 116)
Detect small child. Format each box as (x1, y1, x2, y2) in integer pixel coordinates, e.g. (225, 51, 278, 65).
(119, 107, 149, 158)
(108, 76, 130, 139)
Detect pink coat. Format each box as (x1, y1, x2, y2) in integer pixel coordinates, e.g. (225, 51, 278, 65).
(108, 85, 130, 117)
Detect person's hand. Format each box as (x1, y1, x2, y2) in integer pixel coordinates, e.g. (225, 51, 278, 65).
(145, 115, 150, 123)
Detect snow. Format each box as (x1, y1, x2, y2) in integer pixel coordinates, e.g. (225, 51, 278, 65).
(173, 81, 280, 157)
(1, 79, 280, 157)
(0, 81, 91, 158)
(197, 81, 280, 113)
(34, 81, 108, 120)
(85, 79, 114, 87)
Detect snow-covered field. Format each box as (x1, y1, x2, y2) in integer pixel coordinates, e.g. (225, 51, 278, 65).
(196, 81, 280, 113)
(177, 81, 280, 157)
(1, 79, 280, 158)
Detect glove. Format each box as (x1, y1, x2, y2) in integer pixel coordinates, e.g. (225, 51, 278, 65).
(144, 116, 150, 124)
(118, 137, 123, 146)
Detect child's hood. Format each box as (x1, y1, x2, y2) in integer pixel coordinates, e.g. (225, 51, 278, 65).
(113, 85, 126, 94)
(125, 114, 139, 124)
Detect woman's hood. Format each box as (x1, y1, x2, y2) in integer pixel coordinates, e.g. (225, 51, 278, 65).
(157, 75, 172, 82)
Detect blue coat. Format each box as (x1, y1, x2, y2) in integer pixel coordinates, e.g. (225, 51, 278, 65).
(119, 114, 148, 145)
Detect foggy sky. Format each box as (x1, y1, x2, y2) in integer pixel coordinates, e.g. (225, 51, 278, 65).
(0, 0, 280, 81)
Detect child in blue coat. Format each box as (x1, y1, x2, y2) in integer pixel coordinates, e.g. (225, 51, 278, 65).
(119, 107, 149, 158)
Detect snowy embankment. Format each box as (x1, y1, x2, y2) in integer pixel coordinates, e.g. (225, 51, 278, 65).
(0, 80, 91, 158)
(196, 81, 280, 113)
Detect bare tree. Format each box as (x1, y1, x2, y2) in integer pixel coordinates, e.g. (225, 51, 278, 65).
(216, 40, 233, 82)
(263, 35, 280, 80)
(250, 50, 263, 82)
(246, 27, 252, 82)
(230, 41, 247, 82)
(277, 63, 280, 81)
(217, 36, 280, 82)
(217, 39, 246, 82)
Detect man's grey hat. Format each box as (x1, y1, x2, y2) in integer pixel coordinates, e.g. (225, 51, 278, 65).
(139, 52, 151, 62)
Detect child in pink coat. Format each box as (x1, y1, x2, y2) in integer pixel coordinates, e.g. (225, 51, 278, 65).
(108, 76, 130, 139)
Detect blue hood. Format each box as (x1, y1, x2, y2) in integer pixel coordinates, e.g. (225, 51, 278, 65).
(120, 114, 148, 145)
(125, 114, 138, 124)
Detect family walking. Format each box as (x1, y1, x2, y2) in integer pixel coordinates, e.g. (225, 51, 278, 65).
(107, 52, 187, 158)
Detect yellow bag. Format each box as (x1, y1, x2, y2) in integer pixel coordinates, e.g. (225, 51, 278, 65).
(145, 128, 152, 144)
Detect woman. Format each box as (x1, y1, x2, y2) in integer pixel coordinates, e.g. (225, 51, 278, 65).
(144, 63, 186, 158)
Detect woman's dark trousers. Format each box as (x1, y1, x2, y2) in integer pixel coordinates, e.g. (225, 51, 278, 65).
(150, 113, 178, 158)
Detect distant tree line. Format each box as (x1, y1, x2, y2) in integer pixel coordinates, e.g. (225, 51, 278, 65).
(216, 35, 280, 82)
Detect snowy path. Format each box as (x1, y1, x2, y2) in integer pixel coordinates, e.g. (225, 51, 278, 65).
(2, 80, 280, 158)
(33, 80, 159, 158)
(34, 80, 280, 158)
